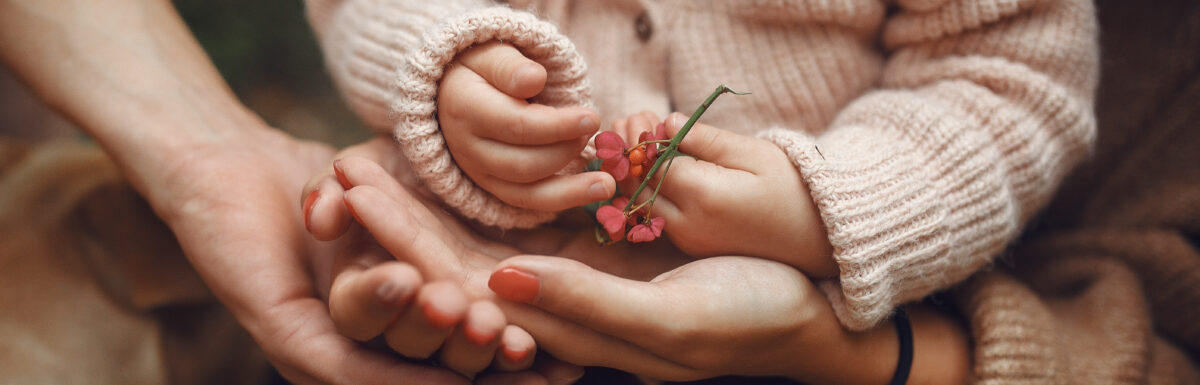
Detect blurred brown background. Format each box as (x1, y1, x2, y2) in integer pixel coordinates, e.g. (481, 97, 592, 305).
(0, 0, 370, 147)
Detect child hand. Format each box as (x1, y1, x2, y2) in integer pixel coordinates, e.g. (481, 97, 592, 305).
(438, 41, 614, 212)
(612, 111, 837, 278)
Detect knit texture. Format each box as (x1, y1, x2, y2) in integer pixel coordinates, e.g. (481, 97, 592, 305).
(308, 0, 1097, 329)
(308, 1, 592, 228)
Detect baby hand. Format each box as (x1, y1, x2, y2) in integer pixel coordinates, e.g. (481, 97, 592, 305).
(613, 112, 836, 278)
(438, 41, 614, 211)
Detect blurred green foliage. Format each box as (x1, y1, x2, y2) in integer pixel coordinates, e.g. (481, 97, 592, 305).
(174, 0, 370, 147)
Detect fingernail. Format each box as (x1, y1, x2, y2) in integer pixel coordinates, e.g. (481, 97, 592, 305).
(550, 365, 585, 385)
(511, 63, 536, 92)
(578, 115, 597, 134)
(503, 346, 530, 364)
(488, 268, 540, 303)
(669, 113, 685, 130)
(464, 327, 497, 347)
(423, 303, 460, 329)
(376, 281, 410, 305)
(343, 191, 363, 224)
(303, 189, 320, 232)
(333, 159, 351, 189)
(588, 181, 608, 200)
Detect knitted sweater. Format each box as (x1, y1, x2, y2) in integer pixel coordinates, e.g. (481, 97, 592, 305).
(304, 0, 1097, 334)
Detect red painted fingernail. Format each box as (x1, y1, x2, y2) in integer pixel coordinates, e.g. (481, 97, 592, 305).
(333, 159, 351, 189)
(464, 327, 497, 347)
(303, 189, 320, 232)
(423, 303, 460, 329)
(488, 268, 540, 303)
(503, 346, 530, 364)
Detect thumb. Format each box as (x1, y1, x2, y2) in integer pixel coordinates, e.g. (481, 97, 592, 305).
(487, 256, 665, 341)
(457, 41, 547, 99)
(664, 112, 768, 171)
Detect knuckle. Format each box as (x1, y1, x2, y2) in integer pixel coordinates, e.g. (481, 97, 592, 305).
(694, 128, 721, 156)
(508, 112, 533, 140)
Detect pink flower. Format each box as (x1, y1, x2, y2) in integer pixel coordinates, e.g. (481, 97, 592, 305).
(594, 197, 631, 241)
(595, 131, 630, 181)
(626, 216, 666, 243)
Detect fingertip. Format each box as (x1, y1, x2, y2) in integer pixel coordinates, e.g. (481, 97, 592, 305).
(665, 112, 688, 135)
(499, 325, 536, 367)
(575, 109, 600, 137)
(586, 172, 617, 202)
(420, 282, 470, 329)
(463, 301, 506, 346)
(509, 62, 547, 99)
(374, 263, 423, 305)
(309, 179, 352, 241)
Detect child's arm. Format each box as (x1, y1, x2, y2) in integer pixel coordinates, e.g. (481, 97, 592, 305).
(611, 0, 1098, 332)
(306, 0, 599, 229)
(757, 0, 1099, 330)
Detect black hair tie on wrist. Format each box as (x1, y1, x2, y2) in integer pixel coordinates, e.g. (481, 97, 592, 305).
(889, 308, 913, 385)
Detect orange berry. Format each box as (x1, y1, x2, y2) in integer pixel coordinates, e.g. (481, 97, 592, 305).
(629, 164, 644, 179)
(628, 147, 646, 165)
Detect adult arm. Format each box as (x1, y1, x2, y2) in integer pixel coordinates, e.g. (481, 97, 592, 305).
(760, 0, 1100, 330)
(0, 1, 473, 383)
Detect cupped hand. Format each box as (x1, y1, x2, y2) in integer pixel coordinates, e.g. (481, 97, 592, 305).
(330, 153, 894, 383)
(140, 125, 579, 385)
(488, 254, 898, 383)
(134, 126, 476, 385)
(438, 41, 614, 211)
(303, 139, 567, 380)
(612, 111, 836, 277)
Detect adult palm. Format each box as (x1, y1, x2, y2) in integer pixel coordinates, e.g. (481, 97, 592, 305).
(133, 127, 476, 385)
(333, 146, 888, 384)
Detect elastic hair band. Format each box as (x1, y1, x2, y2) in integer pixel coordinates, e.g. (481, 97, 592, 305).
(888, 308, 913, 385)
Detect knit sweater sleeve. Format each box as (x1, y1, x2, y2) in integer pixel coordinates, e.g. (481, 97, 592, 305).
(759, 0, 1099, 331)
(305, 0, 592, 229)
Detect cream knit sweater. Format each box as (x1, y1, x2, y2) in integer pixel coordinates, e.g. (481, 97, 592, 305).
(305, 0, 1097, 335)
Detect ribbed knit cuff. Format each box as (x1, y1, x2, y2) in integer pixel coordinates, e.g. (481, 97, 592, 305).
(391, 7, 592, 229)
(761, 126, 952, 331)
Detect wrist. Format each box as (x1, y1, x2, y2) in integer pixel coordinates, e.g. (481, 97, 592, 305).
(826, 305, 970, 385)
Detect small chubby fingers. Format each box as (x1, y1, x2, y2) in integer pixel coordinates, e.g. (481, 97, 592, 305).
(329, 260, 423, 341)
(382, 281, 469, 359)
(464, 137, 588, 184)
(456, 41, 547, 99)
(478, 171, 616, 212)
(664, 112, 771, 172)
(440, 61, 598, 146)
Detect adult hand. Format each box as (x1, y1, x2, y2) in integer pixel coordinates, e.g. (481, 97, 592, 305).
(334, 155, 899, 383)
(0, 0, 582, 383)
(488, 255, 899, 383)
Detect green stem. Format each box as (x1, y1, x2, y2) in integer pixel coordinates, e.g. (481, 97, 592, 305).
(623, 85, 747, 213)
